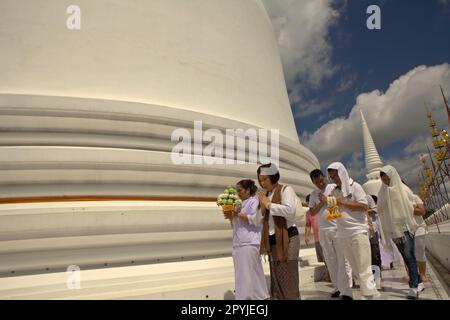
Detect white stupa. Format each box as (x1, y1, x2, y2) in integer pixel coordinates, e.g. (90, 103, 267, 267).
(0, 0, 319, 292)
(360, 110, 383, 197)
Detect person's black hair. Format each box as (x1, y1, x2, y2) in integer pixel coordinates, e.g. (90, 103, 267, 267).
(257, 163, 280, 185)
(370, 195, 378, 204)
(309, 169, 324, 181)
(237, 179, 258, 195)
(306, 194, 310, 203)
(380, 171, 386, 177)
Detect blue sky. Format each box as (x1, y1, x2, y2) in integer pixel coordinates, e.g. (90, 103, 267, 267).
(265, 0, 450, 190)
(297, 0, 450, 132)
(296, 0, 450, 133)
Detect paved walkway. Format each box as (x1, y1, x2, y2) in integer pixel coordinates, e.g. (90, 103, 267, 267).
(0, 248, 447, 300)
(301, 258, 449, 300)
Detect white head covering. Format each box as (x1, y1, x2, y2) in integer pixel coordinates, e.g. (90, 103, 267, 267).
(378, 165, 419, 245)
(327, 162, 351, 197)
(258, 163, 278, 176)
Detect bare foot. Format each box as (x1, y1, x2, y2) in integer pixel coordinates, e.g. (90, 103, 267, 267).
(421, 275, 429, 283)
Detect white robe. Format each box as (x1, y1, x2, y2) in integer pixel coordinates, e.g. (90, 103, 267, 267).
(377, 165, 419, 250)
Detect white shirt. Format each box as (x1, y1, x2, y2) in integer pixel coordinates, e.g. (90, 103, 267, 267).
(265, 185, 297, 236)
(309, 184, 337, 230)
(412, 194, 427, 236)
(330, 181, 369, 238)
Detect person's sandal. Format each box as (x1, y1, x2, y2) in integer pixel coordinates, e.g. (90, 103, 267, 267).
(331, 290, 340, 298)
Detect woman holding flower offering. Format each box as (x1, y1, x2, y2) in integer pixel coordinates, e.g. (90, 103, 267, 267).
(222, 179, 269, 300)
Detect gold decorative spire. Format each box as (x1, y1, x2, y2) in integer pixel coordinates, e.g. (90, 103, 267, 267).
(426, 108, 449, 163)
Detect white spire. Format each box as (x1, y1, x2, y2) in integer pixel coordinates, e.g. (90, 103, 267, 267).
(360, 110, 383, 175)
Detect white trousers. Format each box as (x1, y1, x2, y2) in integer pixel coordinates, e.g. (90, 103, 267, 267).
(415, 235, 426, 262)
(340, 232, 378, 297)
(319, 228, 353, 297)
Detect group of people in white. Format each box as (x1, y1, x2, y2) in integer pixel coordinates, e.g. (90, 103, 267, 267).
(223, 162, 428, 300)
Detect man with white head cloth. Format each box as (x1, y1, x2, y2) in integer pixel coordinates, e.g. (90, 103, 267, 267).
(378, 165, 424, 299)
(324, 162, 380, 300)
(308, 169, 353, 299)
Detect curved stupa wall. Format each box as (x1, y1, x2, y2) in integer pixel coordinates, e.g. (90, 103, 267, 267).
(0, 0, 318, 274)
(0, 0, 318, 200)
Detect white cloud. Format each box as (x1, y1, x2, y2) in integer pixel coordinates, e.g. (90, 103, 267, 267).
(303, 64, 450, 165)
(263, 2, 450, 195)
(346, 151, 365, 180)
(263, 0, 350, 121)
(386, 155, 423, 192)
(337, 73, 357, 92)
(302, 64, 450, 194)
(292, 97, 334, 119)
(402, 135, 434, 157)
(263, 0, 340, 87)
(438, 0, 450, 7)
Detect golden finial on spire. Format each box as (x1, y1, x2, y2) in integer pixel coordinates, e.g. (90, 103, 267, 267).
(425, 103, 449, 161)
(442, 129, 449, 142)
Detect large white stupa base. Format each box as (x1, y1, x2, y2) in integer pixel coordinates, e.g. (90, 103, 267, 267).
(0, 94, 318, 200)
(0, 200, 308, 276)
(0, 200, 323, 300)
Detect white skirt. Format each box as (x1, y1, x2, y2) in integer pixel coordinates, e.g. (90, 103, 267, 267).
(232, 245, 269, 300)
